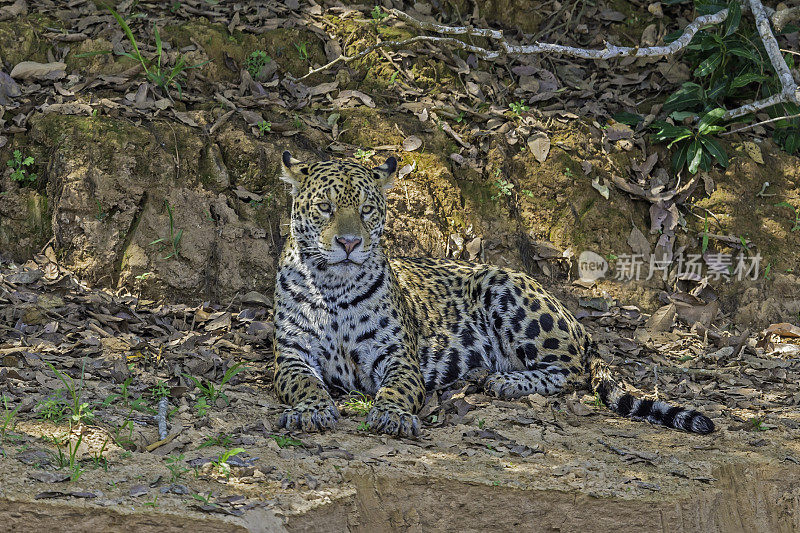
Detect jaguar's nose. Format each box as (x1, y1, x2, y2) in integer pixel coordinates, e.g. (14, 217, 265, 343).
(335, 235, 362, 255)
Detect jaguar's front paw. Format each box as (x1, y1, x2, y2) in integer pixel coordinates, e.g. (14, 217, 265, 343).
(366, 402, 420, 438)
(278, 398, 339, 432)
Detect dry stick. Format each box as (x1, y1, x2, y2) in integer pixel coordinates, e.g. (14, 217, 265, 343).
(722, 112, 800, 135)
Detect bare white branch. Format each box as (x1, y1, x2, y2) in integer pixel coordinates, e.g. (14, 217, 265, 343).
(391, 8, 730, 60)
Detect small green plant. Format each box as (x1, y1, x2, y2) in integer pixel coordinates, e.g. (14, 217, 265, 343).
(149, 200, 182, 260)
(521, 189, 534, 198)
(102, 377, 133, 408)
(108, 7, 208, 97)
(477, 418, 486, 429)
(292, 113, 303, 130)
(7, 150, 37, 184)
(583, 393, 603, 407)
(0, 395, 21, 443)
(455, 111, 466, 123)
(212, 447, 245, 478)
(91, 438, 109, 470)
(43, 360, 94, 426)
(94, 199, 107, 221)
(246, 50, 270, 78)
(144, 494, 159, 508)
(38, 396, 68, 423)
(749, 417, 771, 431)
(272, 435, 303, 448)
(150, 380, 170, 400)
(509, 101, 529, 117)
(198, 433, 233, 449)
(257, 120, 271, 135)
(50, 433, 84, 482)
(775, 202, 800, 231)
(342, 391, 373, 415)
(135, 272, 154, 282)
(192, 491, 216, 506)
(353, 148, 375, 163)
(294, 40, 309, 61)
(165, 453, 189, 482)
(183, 361, 246, 409)
(114, 418, 136, 449)
(371, 5, 389, 25)
(657, 0, 799, 160)
(491, 178, 514, 201)
(356, 421, 371, 431)
(194, 396, 210, 417)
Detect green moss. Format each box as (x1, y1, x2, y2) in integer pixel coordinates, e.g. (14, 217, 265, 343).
(0, 17, 55, 65)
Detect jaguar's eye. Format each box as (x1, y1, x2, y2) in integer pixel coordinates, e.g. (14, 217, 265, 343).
(317, 202, 332, 213)
(361, 205, 374, 215)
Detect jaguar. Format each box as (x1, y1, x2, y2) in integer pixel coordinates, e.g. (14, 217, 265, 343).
(272, 151, 714, 438)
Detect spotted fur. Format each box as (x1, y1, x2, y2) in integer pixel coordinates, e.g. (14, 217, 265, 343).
(273, 152, 714, 437)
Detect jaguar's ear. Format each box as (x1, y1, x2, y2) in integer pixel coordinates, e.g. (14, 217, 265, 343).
(280, 151, 310, 196)
(372, 156, 397, 193)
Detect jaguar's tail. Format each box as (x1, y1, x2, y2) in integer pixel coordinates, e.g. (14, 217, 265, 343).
(585, 341, 714, 434)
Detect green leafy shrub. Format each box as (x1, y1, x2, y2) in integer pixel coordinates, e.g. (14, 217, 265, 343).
(655, 0, 799, 171)
(651, 107, 728, 174)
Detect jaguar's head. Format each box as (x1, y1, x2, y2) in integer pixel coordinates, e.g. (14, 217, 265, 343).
(280, 151, 396, 270)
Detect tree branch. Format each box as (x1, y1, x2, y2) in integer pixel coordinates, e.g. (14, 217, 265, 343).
(391, 8, 730, 59)
(719, 0, 800, 121)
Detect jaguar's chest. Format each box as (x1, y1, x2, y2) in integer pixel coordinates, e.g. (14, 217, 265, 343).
(313, 306, 391, 394)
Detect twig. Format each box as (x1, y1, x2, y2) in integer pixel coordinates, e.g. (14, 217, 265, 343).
(722, 112, 800, 135)
(156, 397, 168, 441)
(146, 426, 183, 452)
